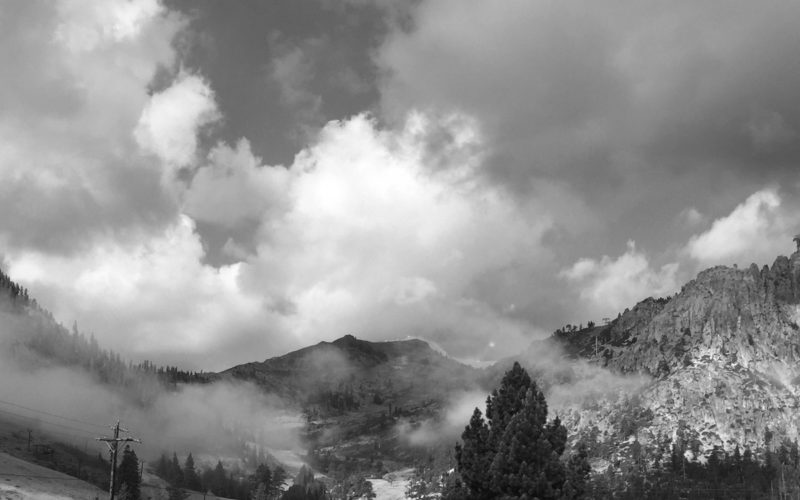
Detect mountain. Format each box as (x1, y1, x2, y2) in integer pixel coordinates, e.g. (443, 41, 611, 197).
(551, 250, 800, 459)
(9, 247, 800, 493)
(210, 249, 800, 479)
(218, 334, 480, 402)
(214, 334, 485, 471)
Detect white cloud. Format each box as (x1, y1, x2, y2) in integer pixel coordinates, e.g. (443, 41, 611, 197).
(686, 188, 797, 266)
(561, 241, 680, 320)
(240, 112, 554, 358)
(135, 73, 221, 169)
(6, 216, 277, 370)
(55, 0, 165, 51)
(6, 110, 557, 366)
(0, 1, 184, 252)
(183, 139, 291, 228)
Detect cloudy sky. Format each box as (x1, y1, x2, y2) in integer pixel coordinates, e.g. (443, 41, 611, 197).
(2, 0, 800, 370)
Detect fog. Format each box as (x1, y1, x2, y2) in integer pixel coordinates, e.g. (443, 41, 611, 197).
(0, 311, 303, 469)
(397, 390, 488, 447)
(0, 293, 650, 476)
(396, 337, 650, 448)
(520, 339, 651, 411)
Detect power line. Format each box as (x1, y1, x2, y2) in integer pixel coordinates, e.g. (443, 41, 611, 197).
(0, 398, 106, 429)
(0, 407, 98, 437)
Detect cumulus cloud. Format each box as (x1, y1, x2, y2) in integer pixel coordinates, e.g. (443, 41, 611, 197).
(0, 0, 183, 254)
(240, 112, 555, 359)
(561, 241, 680, 320)
(54, 0, 164, 50)
(5, 216, 282, 370)
(5, 109, 558, 367)
(183, 139, 291, 229)
(8, 0, 800, 371)
(135, 72, 221, 170)
(686, 188, 799, 267)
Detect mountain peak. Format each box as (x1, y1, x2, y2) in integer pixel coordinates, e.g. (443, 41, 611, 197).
(552, 250, 800, 454)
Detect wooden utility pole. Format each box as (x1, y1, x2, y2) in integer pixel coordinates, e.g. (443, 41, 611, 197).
(97, 420, 141, 500)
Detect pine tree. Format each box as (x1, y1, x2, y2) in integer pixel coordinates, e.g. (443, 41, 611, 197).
(454, 408, 493, 497)
(252, 482, 268, 500)
(562, 442, 591, 499)
(282, 466, 328, 500)
(488, 388, 565, 498)
(117, 445, 141, 500)
(170, 452, 184, 486)
(211, 460, 227, 495)
(486, 362, 532, 443)
(270, 465, 288, 498)
(183, 453, 201, 491)
(450, 362, 570, 500)
(252, 463, 272, 499)
(155, 453, 169, 479)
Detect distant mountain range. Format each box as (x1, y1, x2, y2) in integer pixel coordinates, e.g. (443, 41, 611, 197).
(5, 250, 800, 479)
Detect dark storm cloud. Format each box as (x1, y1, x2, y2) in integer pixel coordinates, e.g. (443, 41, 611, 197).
(0, 164, 176, 254)
(377, 0, 800, 260)
(164, 0, 387, 166)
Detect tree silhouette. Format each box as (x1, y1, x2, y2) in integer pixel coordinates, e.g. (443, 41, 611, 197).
(117, 445, 141, 500)
(450, 362, 575, 499)
(183, 453, 201, 491)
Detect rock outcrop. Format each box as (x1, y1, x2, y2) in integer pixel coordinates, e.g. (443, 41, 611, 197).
(554, 251, 800, 454)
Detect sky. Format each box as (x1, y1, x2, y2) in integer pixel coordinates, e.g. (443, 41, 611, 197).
(2, 0, 800, 370)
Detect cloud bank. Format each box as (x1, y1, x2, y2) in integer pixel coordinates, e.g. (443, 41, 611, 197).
(2, 0, 800, 369)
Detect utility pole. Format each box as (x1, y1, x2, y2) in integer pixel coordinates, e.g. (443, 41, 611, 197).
(97, 420, 141, 500)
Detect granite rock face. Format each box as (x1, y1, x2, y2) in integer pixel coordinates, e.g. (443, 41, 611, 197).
(555, 252, 800, 454)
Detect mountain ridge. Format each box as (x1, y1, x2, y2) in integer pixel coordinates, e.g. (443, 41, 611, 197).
(549, 250, 800, 459)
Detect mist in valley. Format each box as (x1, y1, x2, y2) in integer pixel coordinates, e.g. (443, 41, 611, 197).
(0, 308, 304, 472)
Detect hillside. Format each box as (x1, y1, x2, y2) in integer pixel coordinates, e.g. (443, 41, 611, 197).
(0, 451, 105, 500)
(215, 334, 486, 473)
(551, 250, 800, 458)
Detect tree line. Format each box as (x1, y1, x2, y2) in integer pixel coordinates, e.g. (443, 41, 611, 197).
(0, 267, 206, 392)
(153, 450, 287, 500)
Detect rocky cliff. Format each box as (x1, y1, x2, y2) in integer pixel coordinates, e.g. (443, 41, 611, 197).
(553, 251, 800, 455)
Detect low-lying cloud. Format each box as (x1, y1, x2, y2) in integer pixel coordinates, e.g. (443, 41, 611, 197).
(0, 317, 302, 466)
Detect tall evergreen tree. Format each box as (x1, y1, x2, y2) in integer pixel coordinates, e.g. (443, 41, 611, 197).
(270, 466, 288, 498)
(562, 442, 591, 499)
(252, 463, 272, 499)
(211, 460, 227, 496)
(450, 362, 570, 500)
(183, 453, 201, 491)
(281, 465, 327, 500)
(155, 453, 169, 479)
(488, 388, 565, 498)
(454, 408, 493, 497)
(170, 452, 184, 486)
(117, 446, 141, 500)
